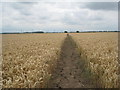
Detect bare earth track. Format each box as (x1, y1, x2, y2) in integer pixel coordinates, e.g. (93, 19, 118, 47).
(48, 35, 93, 88)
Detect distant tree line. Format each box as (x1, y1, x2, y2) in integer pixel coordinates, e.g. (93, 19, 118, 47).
(63, 30, 119, 33)
(1, 30, 119, 34)
(32, 31, 44, 33)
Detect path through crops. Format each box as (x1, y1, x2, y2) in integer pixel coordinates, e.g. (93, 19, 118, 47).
(48, 35, 93, 88)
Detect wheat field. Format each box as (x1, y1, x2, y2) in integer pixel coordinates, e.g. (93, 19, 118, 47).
(2, 32, 119, 88)
(2, 33, 66, 88)
(71, 32, 119, 88)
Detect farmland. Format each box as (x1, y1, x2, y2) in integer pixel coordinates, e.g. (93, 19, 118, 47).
(2, 32, 119, 88)
(71, 32, 119, 88)
(2, 33, 66, 88)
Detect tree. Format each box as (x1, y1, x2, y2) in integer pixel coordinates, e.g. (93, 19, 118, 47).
(76, 31, 79, 33)
(33, 31, 44, 33)
(64, 31, 68, 33)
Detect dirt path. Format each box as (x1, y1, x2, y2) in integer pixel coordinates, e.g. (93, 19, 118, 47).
(48, 35, 93, 88)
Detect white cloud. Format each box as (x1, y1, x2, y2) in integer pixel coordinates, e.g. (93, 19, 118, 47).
(1, 0, 119, 2)
(1, 2, 118, 32)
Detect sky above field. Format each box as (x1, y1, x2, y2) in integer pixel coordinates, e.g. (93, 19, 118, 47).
(1, 1, 118, 33)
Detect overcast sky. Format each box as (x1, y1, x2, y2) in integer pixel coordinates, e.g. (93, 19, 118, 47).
(1, 2, 118, 33)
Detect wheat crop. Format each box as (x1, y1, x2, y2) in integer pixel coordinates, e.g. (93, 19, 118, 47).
(71, 32, 119, 88)
(2, 33, 66, 88)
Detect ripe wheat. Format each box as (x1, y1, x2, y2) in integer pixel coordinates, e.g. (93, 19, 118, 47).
(71, 32, 119, 88)
(2, 33, 66, 88)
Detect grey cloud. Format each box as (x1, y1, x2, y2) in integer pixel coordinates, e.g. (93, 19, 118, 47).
(89, 17, 103, 21)
(10, 3, 35, 16)
(2, 2, 118, 32)
(39, 16, 50, 20)
(19, 2, 37, 5)
(62, 13, 82, 25)
(63, 18, 79, 25)
(11, 2, 34, 9)
(85, 2, 118, 11)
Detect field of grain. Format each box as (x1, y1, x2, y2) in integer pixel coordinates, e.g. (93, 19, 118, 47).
(70, 32, 119, 88)
(2, 33, 119, 88)
(2, 33, 66, 88)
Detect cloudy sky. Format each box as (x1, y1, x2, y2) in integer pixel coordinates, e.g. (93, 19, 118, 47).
(1, 1, 118, 33)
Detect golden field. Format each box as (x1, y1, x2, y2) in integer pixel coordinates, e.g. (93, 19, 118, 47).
(2, 32, 119, 88)
(70, 32, 119, 88)
(2, 33, 66, 88)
